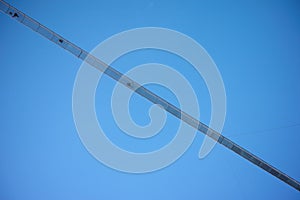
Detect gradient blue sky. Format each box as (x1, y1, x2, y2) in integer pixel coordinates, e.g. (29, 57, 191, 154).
(0, 0, 300, 199)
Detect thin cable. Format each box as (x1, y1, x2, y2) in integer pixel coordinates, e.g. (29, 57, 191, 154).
(229, 123, 300, 137)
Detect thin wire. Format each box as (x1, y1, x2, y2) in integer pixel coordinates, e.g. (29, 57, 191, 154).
(229, 123, 300, 137)
(0, 0, 299, 192)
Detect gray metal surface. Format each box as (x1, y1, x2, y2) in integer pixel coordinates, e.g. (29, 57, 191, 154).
(1, 0, 299, 191)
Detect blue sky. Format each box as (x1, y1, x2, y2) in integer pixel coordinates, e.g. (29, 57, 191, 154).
(0, 0, 300, 199)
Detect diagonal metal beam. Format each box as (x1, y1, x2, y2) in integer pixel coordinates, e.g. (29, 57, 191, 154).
(0, 0, 299, 191)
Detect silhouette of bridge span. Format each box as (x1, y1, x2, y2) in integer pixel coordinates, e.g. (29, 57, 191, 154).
(1, 0, 299, 191)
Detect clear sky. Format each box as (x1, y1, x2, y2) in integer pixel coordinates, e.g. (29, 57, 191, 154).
(0, 0, 300, 199)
